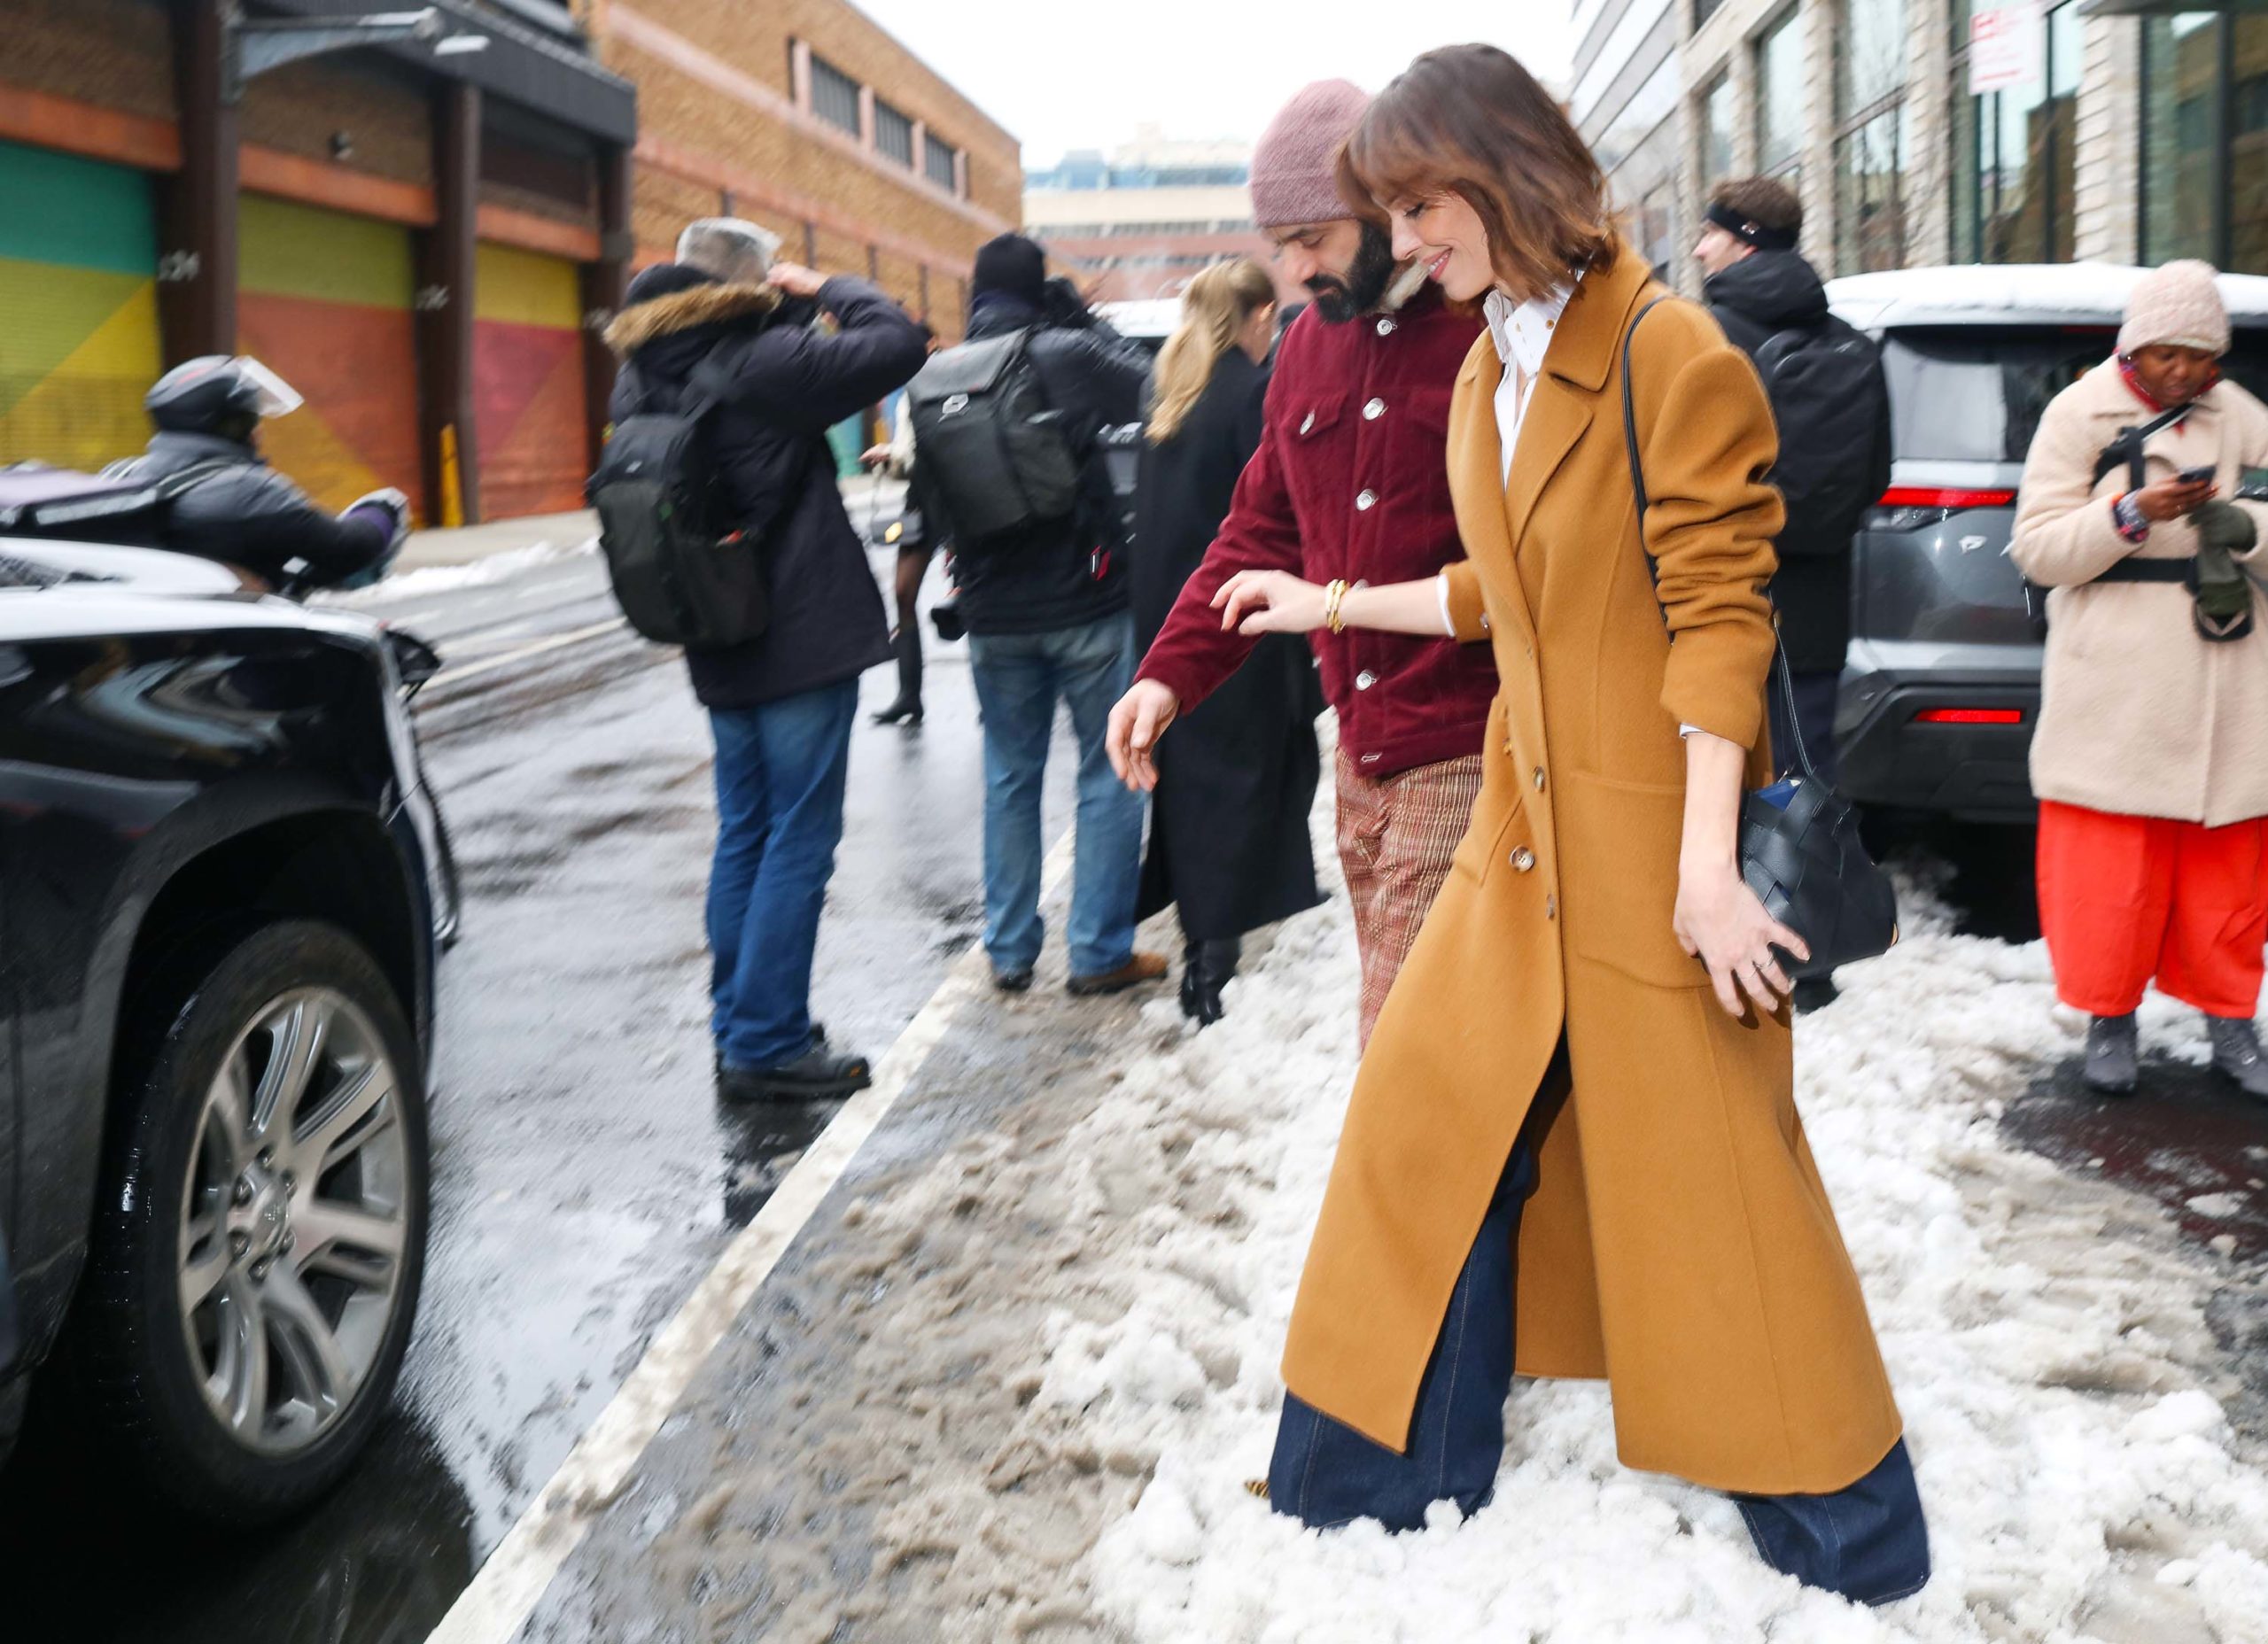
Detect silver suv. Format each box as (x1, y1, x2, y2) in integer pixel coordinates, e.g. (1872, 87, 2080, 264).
(1824, 264, 2268, 823)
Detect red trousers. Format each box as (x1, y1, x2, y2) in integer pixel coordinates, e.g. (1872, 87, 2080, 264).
(2037, 800, 2268, 1018)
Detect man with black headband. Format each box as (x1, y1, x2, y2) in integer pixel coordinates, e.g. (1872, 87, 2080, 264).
(1108, 78, 1494, 1047)
(1695, 176, 1891, 1011)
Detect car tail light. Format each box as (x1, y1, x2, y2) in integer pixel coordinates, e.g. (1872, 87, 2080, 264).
(1913, 708, 2023, 725)
(1868, 485, 2018, 533)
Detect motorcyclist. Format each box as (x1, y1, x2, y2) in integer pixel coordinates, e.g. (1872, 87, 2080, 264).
(105, 355, 408, 591)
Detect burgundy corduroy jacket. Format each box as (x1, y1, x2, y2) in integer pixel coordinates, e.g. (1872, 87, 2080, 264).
(1135, 284, 1497, 779)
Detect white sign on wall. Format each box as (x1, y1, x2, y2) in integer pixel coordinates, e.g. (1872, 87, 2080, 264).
(1970, 2, 2044, 96)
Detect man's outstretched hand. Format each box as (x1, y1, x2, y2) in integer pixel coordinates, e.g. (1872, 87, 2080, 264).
(1106, 679, 1181, 792)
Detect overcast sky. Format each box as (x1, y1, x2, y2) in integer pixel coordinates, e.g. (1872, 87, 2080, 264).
(847, 1, 1577, 171)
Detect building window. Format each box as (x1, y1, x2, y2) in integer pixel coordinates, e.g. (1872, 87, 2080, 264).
(1833, 0, 1908, 273)
(926, 136, 959, 194)
(1755, 8, 1806, 182)
(1953, 1, 2081, 265)
(1697, 0, 1726, 25)
(810, 55, 861, 137)
(1699, 73, 1735, 191)
(874, 98, 914, 167)
(2142, 13, 2268, 275)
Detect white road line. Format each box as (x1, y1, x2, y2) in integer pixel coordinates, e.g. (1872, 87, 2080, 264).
(426, 832, 1079, 1644)
(426, 618, 632, 688)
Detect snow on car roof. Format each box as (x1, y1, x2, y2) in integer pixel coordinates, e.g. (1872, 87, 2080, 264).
(1826, 262, 2268, 331)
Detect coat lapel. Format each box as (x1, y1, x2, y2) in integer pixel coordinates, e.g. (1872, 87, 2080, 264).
(1502, 382, 1591, 552)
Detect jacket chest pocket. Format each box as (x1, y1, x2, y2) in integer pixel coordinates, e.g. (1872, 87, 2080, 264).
(1285, 392, 1352, 539)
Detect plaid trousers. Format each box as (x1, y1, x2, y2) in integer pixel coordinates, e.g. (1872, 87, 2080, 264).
(1335, 747, 1487, 1048)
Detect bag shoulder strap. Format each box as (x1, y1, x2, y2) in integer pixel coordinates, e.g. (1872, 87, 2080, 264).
(2091, 403, 2189, 491)
(1620, 294, 1815, 785)
(679, 335, 752, 425)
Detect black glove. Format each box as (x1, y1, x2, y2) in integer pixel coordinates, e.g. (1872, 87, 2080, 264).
(1040, 275, 1093, 330)
(2191, 499, 2258, 555)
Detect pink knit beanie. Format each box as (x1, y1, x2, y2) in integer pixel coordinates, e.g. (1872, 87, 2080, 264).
(1249, 80, 1371, 229)
(2119, 260, 2230, 356)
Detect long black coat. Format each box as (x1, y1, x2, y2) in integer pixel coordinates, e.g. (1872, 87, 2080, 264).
(604, 275, 924, 710)
(1132, 349, 1325, 941)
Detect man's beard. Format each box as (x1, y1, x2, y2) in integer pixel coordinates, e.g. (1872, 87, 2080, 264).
(1305, 223, 1399, 323)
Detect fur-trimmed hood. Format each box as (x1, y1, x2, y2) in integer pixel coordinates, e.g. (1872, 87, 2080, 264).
(603, 282, 783, 358)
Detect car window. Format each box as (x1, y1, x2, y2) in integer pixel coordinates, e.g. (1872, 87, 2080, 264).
(1883, 326, 2268, 463)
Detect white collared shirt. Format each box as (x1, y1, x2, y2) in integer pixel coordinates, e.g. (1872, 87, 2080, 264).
(1433, 280, 1574, 637)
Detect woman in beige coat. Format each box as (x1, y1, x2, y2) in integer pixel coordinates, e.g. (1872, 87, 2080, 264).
(1208, 44, 1926, 1607)
(2010, 260, 2268, 1098)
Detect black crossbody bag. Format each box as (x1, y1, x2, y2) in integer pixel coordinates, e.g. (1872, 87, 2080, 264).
(1622, 297, 1899, 980)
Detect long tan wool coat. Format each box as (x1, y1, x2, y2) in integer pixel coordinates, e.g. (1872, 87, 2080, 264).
(1279, 244, 1905, 1497)
(2010, 360, 2268, 826)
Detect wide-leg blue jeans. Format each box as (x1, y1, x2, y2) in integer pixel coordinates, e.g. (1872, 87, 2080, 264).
(1267, 1141, 1930, 1607)
(706, 679, 858, 1072)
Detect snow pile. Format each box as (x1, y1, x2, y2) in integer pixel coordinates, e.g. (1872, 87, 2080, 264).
(1003, 849, 2268, 1640)
(323, 535, 596, 607)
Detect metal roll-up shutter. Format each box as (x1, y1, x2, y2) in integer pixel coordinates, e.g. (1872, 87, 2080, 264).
(0, 140, 164, 473)
(237, 195, 423, 517)
(473, 242, 589, 519)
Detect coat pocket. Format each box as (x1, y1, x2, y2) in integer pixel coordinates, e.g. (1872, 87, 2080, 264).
(1559, 769, 1712, 990)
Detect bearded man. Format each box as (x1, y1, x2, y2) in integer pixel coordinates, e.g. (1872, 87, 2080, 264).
(1107, 79, 1495, 1043)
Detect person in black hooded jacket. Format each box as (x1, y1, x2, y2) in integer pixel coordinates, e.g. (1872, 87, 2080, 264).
(1696, 175, 1893, 1011)
(603, 254, 925, 1100)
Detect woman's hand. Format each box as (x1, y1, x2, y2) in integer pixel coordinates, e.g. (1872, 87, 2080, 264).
(2132, 473, 2218, 522)
(1674, 862, 1811, 1020)
(1213, 570, 1328, 635)
(1106, 679, 1181, 792)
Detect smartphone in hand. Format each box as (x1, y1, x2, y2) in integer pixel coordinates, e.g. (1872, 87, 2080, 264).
(2177, 464, 2218, 485)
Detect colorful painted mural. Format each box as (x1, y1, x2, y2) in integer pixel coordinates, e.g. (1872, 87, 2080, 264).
(472, 241, 589, 520)
(237, 194, 424, 517)
(0, 141, 165, 475)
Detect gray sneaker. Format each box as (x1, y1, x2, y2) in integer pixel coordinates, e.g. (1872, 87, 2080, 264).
(2083, 1012, 2140, 1097)
(2206, 1016, 2268, 1099)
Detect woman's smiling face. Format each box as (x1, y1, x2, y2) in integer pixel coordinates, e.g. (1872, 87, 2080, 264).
(1389, 190, 1495, 303)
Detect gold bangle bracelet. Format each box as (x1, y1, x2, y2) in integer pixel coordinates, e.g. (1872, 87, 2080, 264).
(1324, 578, 1350, 634)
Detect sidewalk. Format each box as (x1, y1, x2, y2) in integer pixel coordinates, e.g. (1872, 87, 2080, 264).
(400, 476, 904, 575)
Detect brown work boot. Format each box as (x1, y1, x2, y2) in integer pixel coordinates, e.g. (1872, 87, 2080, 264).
(1067, 951, 1169, 996)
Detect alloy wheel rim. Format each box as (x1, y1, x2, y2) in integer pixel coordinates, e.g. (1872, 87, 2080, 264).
(176, 988, 408, 1456)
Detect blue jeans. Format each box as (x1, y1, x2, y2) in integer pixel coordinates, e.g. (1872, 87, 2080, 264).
(706, 679, 858, 1071)
(1268, 1143, 1930, 1607)
(966, 612, 1145, 979)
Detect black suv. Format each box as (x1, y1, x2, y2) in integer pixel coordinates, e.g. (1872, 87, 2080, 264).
(0, 534, 439, 1524)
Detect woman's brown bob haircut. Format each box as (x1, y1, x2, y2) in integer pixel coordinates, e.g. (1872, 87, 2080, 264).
(1339, 44, 1614, 303)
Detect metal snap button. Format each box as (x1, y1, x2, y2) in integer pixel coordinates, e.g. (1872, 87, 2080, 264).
(1533, 766, 1546, 791)
(1376, 317, 1396, 336)
(1510, 847, 1536, 872)
(1363, 398, 1385, 419)
(1355, 671, 1378, 689)
(1480, 612, 1490, 632)
(1300, 410, 1316, 435)
(1355, 489, 1377, 510)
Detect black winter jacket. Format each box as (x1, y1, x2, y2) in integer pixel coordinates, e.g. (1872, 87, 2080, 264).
(920, 291, 1153, 636)
(105, 430, 392, 586)
(1705, 250, 1893, 673)
(604, 276, 924, 710)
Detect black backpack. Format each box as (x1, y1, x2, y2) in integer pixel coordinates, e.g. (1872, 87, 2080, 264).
(587, 342, 775, 649)
(905, 329, 1080, 543)
(1748, 315, 1890, 556)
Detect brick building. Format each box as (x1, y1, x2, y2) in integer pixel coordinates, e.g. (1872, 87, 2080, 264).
(0, 0, 1017, 524)
(588, 0, 1021, 342)
(1569, 0, 2265, 297)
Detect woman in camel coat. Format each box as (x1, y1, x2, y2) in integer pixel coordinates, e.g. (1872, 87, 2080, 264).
(1210, 45, 1926, 1606)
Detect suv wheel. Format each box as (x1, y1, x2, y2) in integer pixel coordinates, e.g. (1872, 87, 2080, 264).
(70, 919, 429, 1525)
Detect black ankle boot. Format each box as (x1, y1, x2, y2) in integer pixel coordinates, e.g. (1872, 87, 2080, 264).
(871, 627, 923, 725)
(1178, 937, 1240, 1027)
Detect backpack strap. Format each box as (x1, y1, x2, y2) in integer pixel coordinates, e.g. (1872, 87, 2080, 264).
(1621, 293, 1814, 783)
(2091, 404, 2189, 492)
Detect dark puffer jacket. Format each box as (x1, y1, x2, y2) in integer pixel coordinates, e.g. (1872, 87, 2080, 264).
(604, 275, 925, 710)
(105, 430, 393, 586)
(1705, 250, 1893, 673)
(918, 291, 1153, 635)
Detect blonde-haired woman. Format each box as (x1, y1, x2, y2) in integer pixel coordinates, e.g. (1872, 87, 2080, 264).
(1131, 260, 1324, 1023)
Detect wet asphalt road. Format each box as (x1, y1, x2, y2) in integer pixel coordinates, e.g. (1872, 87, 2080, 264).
(3, 542, 2264, 1640)
(2, 537, 1075, 1641)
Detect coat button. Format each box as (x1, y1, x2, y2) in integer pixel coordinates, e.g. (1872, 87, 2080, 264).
(1355, 670, 1378, 689)
(1376, 317, 1397, 336)
(1546, 894, 1557, 919)
(1363, 397, 1385, 419)
(1300, 410, 1316, 435)
(1510, 847, 1536, 872)
(1533, 766, 1546, 791)
(1355, 489, 1377, 510)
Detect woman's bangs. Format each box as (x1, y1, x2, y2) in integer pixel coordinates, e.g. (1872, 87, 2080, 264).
(1341, 106, 1452, 216)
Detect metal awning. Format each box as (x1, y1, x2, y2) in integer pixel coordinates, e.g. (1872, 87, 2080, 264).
(250, 0, 635, 146)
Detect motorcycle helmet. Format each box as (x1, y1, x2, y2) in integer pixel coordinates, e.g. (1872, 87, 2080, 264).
(145, 355, 305, 434)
